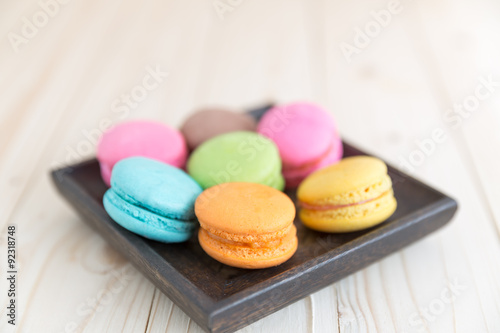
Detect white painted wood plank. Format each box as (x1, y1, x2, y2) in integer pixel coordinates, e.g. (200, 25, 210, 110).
(318, 0, 500, 333)
(415, 0, 500, 236)
(0, 0, 173, 332)
(409, 1, 500, 332)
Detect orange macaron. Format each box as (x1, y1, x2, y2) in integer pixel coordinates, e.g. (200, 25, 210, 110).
(195, 182, 298, 269)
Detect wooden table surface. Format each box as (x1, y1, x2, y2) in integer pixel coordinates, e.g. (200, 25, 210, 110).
(1, 0, 500, 332)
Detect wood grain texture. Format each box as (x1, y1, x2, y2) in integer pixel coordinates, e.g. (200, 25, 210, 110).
(1, 0, 500, 332)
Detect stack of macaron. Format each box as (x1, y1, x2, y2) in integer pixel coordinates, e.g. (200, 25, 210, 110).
(98, 102, 397, 269)
(297, 156, 397, 233)
(196, 182, 297, 269)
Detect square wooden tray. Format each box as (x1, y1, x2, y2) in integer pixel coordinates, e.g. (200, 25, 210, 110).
(51, 109, 457, 333)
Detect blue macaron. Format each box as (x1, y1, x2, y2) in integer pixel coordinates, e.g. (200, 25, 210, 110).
(103, 157, 202, 243)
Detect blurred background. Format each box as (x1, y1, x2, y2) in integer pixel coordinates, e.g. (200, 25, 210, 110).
(1, 0, 499, 332)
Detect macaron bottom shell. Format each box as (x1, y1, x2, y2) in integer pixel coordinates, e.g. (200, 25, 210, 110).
(198, 226, 298, 269)
(104, 189, 197, 243)
(300, 191, 397, 233)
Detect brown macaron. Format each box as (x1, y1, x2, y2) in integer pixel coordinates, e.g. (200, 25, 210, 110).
(180, 108, 257, 151)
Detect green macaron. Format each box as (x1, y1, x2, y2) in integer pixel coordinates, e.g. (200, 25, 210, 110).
(187, 131, 285, 190)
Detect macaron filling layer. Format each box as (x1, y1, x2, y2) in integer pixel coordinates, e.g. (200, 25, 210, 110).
(300, 174, 393, 207)
(198, 222, 293, 246)
(202, 230, 281, 250)
(299, 190, 392, 211)
(104, 189, 197, 231)
(300, 189, 396, 221)
(199, 225, 297, 260)
(111, 185, 196, 221)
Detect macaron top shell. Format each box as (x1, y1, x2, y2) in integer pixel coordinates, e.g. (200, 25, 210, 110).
(180, 109, 257, 151)
(195, 182, 295, 236)
(111, 157, 202, 220)
(258, 102, 338, 167)
(187, 131, 284, 190)
(97, 120, 187, 169)
(298, 156, 392, 206)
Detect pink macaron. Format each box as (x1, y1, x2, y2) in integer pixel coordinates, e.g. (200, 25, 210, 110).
(97, 120, 188, 186)
(257, 102, 343, 188)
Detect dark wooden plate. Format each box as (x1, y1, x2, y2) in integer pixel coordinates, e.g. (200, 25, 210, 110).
(51, 107, 458, 333)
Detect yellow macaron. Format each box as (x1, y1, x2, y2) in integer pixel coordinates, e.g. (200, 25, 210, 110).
(297, 156, 397, 233)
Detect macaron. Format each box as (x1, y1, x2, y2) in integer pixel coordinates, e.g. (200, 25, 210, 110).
(257, 102, 343, 188)
(180, 108, 257, 151)
(103, 157, 202, 243)
(297, 156, 397, 233)
(187, 131, 285, 190)
(195, 182, 298, 269)
(97, 120, 188, 186)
